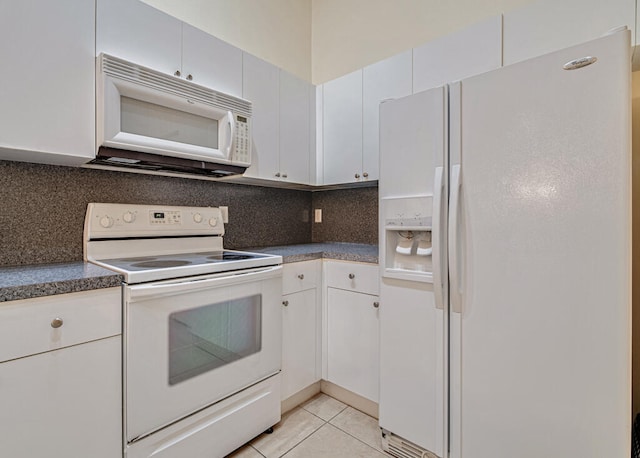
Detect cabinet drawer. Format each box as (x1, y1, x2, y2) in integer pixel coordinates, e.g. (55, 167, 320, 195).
(282, 260, 320, 295)
(325, 261, 379, 295)
(0, 288, 121, 363)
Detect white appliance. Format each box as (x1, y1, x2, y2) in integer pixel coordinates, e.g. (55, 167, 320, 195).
(84, 203, 282, 458)
(378, 30, 631, 458)
(90, 53, 252, 177)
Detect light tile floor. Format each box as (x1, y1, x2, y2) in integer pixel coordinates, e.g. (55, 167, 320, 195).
(226, 393, 394, 457)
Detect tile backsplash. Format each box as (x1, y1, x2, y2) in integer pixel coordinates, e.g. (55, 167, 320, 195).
(0, 160, 378, 267)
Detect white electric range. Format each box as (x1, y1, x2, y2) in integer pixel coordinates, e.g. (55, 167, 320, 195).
(84, 203, 283, 458)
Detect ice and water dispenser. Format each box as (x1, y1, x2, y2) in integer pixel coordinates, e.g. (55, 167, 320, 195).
(380, 195, 434, 283)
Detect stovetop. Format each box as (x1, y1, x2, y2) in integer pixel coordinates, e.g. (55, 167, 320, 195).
(84, 203, 282, 284)
(104, 250, 272, 271)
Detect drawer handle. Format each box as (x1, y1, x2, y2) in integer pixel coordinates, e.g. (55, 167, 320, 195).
(282, 300, 289, 307)
(297, 274, 304, 280)
(373, 302, 380, 309)
(348, 273, 355, 279)
(51, 317, 64, 329)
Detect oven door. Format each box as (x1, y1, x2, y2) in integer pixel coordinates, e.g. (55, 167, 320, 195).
(124, 265, 282, 442)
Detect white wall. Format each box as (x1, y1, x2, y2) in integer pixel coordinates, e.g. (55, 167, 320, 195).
(633, 71, 640, 419)
(141, 0, 312, 82)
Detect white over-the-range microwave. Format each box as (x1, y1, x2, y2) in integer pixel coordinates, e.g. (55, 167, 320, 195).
(90, 53, 252, 177)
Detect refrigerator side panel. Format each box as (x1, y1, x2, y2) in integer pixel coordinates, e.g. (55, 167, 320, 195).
(455, 31, 631, 458)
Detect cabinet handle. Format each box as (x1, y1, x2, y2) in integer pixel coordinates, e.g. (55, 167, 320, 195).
(174, 70, 181, 77)
(275, 172, 281, 177)
(355, 173, 360, 179)
(297, 274, 304, 280)
(282, 300, 289, 307)
(348, 273, 355, 279)
(373, 301, 380, 308)
(51, 317, 64, 329)
(363, 172, 369, 178)
(186, 74, 193, 81)
(282, 173, 288, 178)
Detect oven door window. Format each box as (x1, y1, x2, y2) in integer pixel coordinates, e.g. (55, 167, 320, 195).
(168, 294, 261, 385)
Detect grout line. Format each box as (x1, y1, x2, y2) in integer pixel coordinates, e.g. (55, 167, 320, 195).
(323, 422, 386, 456)
(276, 420, 326, 458)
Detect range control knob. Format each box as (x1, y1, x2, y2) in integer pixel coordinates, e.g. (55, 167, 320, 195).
(193, 213, 203, 223)
(99, 216, 114, 228)
(208, 217, 218, 227)
(123, 211, 135, 223)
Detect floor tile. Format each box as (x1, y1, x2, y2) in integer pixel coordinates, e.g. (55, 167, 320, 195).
(330, 406, 384, 451)
(250, 407, 324, 458)
(283, 423, 388, 458)
(225, 444, 264, 457)
(301, 392, 347, 421)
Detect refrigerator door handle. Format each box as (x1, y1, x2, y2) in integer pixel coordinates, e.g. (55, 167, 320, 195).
(449, 164, 462, 314)
(432, 166, 445, 310)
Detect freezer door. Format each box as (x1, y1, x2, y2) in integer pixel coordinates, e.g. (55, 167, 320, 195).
(378, 86, 448, 456)
(449, 31, 631, 458)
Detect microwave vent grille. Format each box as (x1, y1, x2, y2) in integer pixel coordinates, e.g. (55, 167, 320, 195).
(100, 54, 252, 118)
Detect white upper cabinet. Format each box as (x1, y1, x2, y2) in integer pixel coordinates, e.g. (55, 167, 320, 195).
(322, 69, 364, 185)
(243, 54, 313, 185)
(363, 50, 413, 182)
(413, 15, 503, 93)
(503, 0, 635, 65)
(97, 0, 182, 76)
(242, 53, 280, 180)
(182, 23, 243, 97)
(0, 0, 95, 166)
(279, 70, 312, 184)
(98, 0, 244, 96)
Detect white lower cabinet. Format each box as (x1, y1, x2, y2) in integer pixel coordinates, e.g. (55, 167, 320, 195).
(0, 288, 122, 458)
(326, 288, 380, 403)
(281, 261, 321, 400)
(282, 288, 319, 399)
(324, 261, 380, 403)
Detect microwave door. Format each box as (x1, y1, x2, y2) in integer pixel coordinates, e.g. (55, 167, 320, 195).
(100, 76, 233, 164)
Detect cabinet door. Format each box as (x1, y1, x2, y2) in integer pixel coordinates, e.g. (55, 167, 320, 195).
(279, 70, 311, 184)
(182, 23, 243, 97)
(0, 0, 95, 165)
(0, 337, 121, 457)
(503, 0, 635, 65)
(363, 50, 413, 182)
(282, 289, 318, 400)
(327, 288, 379, 402)
(413, 15, 502, 94)
(322, 70, 363, 185)
(242, 53, 280, 179)
(97, 0, 182, 76)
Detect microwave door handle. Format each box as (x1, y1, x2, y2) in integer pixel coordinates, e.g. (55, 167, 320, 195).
(226, 111, 236, 158)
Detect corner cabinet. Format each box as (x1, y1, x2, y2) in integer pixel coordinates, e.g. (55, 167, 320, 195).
(321, 52, 412, 186)
(281, 261, 322, 400)
(243, 53, 313, 185)
(324, 261, 380, 403)
(0, 0, 95, 166)
(0, 288, 122, 458)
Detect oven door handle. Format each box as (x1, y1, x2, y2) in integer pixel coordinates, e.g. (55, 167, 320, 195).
(126, 265, 282, 302)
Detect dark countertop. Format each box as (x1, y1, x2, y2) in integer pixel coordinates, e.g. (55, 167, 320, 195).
(0, 262, 123, 303)
(0, 244, 376, 303)
(245, 243, 379, 264)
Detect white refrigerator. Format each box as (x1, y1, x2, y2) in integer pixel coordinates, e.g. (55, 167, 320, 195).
(378, 29, 631, 458)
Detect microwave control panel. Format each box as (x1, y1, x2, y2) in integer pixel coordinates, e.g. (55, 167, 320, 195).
(233, 115, 251, 165)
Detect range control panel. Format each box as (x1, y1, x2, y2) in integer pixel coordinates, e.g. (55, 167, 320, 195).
(85, 203, 225, 239)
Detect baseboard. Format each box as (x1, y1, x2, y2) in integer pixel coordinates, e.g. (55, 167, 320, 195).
(281, 381, 322, 414)
(320, 380, 379, 419)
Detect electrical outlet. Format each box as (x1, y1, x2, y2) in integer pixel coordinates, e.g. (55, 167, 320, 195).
(219, 206, 229, 224)
(314, 208, 322, 223)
